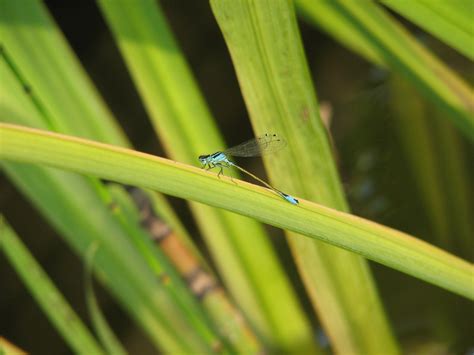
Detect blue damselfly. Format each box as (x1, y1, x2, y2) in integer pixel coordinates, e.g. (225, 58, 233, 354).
(198, 134, 299, 205)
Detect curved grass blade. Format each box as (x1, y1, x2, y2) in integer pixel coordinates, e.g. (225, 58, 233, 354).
(84, 242, 127, 355)
(0, 337, 27, 355)
(1, 123, 472, 302)
(0, 218, 106, 355)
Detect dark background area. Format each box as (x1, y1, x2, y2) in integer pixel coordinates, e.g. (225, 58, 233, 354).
(1, 1, 472, 354)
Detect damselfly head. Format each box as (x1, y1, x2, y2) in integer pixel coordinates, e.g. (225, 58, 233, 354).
(198, 155, 209, 166)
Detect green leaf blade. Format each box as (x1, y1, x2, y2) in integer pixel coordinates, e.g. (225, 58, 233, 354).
(2, 123, 472, 302)
(0, 219, 106, 355)
(381, 0, 474, 60)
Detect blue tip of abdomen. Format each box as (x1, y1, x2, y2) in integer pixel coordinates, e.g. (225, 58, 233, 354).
(281, 192, 299, 205)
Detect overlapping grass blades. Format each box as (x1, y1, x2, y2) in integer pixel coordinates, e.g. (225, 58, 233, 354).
(1, 0, 473, 352)
(1, 0, 251, 352)
(297, 0, 473, 263)
(210, 1, 398, 353)
(381, 0, 474, 60)
(1, 219, 106, 355)
(2, 123, 473, 303)
(297, 0, 474, 141)
(97, 0, 317, 352)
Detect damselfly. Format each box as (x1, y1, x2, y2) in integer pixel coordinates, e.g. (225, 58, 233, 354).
(198, 134, 299, 205)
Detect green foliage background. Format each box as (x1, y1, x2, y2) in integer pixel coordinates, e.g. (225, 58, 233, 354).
(1, 1, 473, 354)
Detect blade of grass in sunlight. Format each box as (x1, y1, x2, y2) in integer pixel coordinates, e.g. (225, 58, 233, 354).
(210, 0, 398, 353)
(0, 0, 206, 278)
(297, 0, 474, 141)
(97, 0, 318, 352)
(0, 337, 27, 355)
(1, 123, 472, 302)
(381, 0, 474, 60)
(0, 0, 128, 145)
(0, 219, 106, 355)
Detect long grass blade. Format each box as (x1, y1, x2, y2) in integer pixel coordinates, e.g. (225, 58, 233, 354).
(0, 337, 27, 355)
(0, 0, 128, 145)
(0, 218, 106, 355)
(84, 243, 127, 355)
(1, 123, 472, 302)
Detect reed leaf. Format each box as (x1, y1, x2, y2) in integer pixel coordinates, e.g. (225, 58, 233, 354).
(1, 123, 472, 302)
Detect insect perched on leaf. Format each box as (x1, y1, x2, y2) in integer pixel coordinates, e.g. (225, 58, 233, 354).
(198, 134, 298, 205)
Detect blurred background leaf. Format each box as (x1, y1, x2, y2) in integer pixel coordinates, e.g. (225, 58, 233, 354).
(380, 0, 474, 60)
(297, 0, 474, 140)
